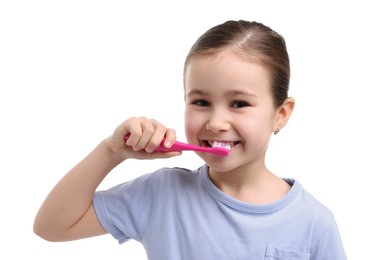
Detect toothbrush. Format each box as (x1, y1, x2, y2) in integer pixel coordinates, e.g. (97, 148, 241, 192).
(124, 134, 229, 156)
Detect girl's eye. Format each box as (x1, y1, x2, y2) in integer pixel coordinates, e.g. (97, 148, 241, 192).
(231, 100, 249, 108)
(192, 99, 210, 107)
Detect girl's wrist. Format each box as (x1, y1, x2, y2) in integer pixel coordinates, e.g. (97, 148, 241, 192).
(101, 137, 128, 166)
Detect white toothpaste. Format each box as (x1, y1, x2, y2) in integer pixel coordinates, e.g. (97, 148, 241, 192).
(211, 141, 231, 150)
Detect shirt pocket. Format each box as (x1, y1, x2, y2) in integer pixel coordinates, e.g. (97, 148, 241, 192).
(265, 245, 310, 260)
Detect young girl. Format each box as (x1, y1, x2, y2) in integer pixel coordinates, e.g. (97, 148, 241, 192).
(34, 20, 347, 259)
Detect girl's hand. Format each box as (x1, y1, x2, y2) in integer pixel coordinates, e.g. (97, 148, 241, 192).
(106, 117, 181, 160)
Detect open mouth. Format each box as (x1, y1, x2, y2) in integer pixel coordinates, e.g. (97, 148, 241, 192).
(203, 140, 239, 150)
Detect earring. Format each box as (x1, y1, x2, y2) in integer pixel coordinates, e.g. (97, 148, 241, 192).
(273, 129, 280, 135)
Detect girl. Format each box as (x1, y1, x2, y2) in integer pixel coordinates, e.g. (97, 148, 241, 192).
(34, 20, 347, 259)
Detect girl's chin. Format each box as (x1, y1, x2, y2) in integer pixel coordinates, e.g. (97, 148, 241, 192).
(205, 161, 237, 174)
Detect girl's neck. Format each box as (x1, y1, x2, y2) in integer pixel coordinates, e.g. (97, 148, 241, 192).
(208, 166, 291, 204)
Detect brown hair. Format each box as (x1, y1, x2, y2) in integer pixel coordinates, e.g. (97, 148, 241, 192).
(184, 20, 290, 108)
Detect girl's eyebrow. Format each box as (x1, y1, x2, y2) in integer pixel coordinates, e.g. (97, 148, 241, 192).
(186, 88, 257, 98)
(186, 89, 207, 97)
(226, 89, 258, 98)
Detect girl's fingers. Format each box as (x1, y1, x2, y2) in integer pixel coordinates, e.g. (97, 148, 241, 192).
(144, 130, 164, 153)
(123, 117, 174, 153)
(163, 128, 177, 149)
(131, 119, 160, 151)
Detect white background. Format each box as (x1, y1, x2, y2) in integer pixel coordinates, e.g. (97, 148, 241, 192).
(1, 1, 371, 259)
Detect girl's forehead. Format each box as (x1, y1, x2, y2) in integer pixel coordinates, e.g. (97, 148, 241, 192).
(184, 52, 272, 98)
(186, 50, 268, 78)
(185, 51, 270, 86)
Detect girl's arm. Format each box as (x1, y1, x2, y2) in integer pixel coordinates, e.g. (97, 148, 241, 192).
(33, 117, 179, 242)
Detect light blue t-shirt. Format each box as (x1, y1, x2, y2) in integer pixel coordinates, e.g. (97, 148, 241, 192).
(93, 165, 347, 260)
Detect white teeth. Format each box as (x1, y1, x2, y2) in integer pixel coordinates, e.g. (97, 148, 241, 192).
(211, 141, 231, 150)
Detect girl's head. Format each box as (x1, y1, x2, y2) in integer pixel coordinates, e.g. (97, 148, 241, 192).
(183, 20, 294, 173)
(184, 20, 290, 108)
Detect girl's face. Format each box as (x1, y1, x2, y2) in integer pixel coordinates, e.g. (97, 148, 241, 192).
(184, 50, 280, 174)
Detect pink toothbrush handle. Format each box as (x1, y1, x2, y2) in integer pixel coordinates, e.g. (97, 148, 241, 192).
(156, 140, 228, 156)
(124, 134, 229, 156)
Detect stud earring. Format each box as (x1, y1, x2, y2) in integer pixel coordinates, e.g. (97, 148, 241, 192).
(273, 129, 280, 135)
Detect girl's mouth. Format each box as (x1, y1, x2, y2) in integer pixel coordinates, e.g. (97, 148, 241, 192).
(203, 140, 239, 150)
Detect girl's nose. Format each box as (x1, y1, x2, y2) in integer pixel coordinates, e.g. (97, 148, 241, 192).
(206, 112, 230, 133)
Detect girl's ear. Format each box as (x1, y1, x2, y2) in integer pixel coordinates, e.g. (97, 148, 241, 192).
(274, 97, 295, 133)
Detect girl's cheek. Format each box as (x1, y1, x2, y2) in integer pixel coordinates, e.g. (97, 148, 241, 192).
(185, 118, 197, 136)
(184, 112, 201, 142)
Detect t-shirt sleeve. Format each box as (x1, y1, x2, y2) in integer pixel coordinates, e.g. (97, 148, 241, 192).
(93, 171, 161, 244)
(311, 216, 347, 260)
